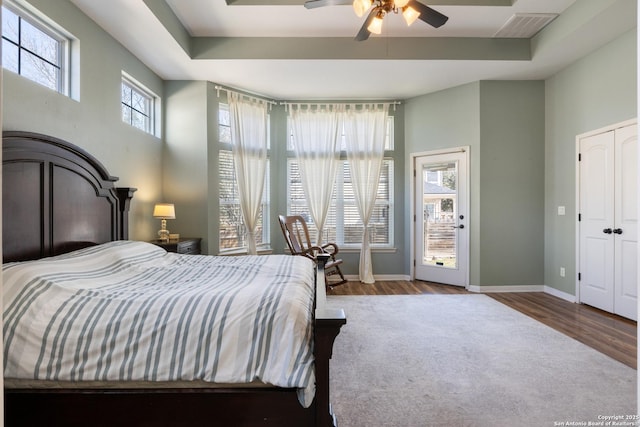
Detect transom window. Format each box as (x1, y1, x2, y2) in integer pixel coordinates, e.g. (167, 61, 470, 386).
(1, 2, 69, 94)
(287, 116, 395, 151)
(121, 75, 158, 135)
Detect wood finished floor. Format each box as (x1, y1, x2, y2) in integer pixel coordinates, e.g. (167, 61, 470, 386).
(327, 280, 637, 369)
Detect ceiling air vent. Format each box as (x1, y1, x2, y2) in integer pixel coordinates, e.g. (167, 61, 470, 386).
(494, 13, 558, 38)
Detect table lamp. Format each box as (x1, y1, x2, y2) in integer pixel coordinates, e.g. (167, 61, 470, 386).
(153, 203, 175, 242)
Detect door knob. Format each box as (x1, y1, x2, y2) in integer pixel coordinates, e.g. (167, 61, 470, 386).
(613, 228, 623, 234)
(453, 224, 465, 229)
(603, 228, 613, 234)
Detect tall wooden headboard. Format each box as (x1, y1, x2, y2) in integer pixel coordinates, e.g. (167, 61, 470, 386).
(2, 131, 136, 262)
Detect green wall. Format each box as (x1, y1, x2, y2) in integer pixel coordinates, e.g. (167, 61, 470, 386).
(544, 29, 637, 295)
(163, 80, 213, 252)
(479, 81, 545, 287)
(404, 29, 636, 291)
(405, 83, 481, 283)
(404, 81, 545, 288)
(2, 0, 164, 240)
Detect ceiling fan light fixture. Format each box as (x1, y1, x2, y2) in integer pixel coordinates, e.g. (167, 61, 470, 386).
(352, 0, 372, 18)
(367, 13, 384, 34)
(394, 0, 410, 7)
(402, 5, 420, 26)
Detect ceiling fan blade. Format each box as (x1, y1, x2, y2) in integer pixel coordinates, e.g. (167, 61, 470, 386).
(408, 1, 449, 28)
(304, 0, 353, 9)
(355, 7, 378, 41)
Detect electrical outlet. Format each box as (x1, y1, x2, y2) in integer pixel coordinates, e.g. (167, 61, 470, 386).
(558, 206, 565, 216)
(560, 267, 565, 277)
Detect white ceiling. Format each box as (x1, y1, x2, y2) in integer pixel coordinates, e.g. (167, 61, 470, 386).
(69, 0, 636, 100)
(168, 0, 568, 38)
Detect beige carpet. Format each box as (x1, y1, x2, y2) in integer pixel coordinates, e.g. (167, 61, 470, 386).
(327, 295, 636, 427)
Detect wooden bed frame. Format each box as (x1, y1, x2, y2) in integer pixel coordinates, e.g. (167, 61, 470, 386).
(2, 131, 346, 427)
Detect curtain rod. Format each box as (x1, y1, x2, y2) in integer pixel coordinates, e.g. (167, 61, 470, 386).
(214, 85, 278, 106)
(280, 101, 402, 106)
(213, 84, 403, 110)
(281, 101, 402, 111)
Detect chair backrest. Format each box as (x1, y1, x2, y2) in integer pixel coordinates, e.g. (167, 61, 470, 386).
(278, 215, 313, 256)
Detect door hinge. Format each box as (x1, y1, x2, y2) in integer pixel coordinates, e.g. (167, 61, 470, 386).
(578, 272, 581, 281)
(413, 259, 416, 267)
(413, 169, 416, 177)
(414, 214, 416, 222)
(578, 153, 582, 161)
(578, 213, 581, 221)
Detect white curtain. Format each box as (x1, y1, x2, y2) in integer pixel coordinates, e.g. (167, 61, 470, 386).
(228, 92, 269, 255)
(344, 103, 389, 283)
(289, 104, 343, 244)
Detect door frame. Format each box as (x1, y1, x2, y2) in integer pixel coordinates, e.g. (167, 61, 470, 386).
(574, 118, 637, 305)
(410, 146, 470, 287)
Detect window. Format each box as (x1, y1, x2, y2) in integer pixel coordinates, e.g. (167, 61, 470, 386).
(287, 116, 395, 151)
(218, 103, 270, 252)
(2, 2, 69, 94)
(121, 75, 158, 135)
(286, 115, 395, 249)
(287, 158, 394, 248)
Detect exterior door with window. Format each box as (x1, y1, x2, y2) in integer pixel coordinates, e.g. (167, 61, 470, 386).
(414, 150, 469, 286)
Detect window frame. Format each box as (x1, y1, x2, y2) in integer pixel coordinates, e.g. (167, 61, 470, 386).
(217, 102, 271, 254)
(121, 73, 160, 136)
(2, 0, 70, 95)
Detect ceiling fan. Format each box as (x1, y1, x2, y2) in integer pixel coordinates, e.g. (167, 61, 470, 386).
(304, 0, 449, 41)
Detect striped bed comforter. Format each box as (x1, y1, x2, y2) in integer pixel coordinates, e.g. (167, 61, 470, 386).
(2, 241, 317, 406)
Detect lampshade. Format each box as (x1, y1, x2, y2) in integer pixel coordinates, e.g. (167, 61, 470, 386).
(394, 0, 410, 7)
(153, 203, 176, 219)
(402, 6, 420, 26)
(367, 14, 384, 34)
(352, 0, 372, 17)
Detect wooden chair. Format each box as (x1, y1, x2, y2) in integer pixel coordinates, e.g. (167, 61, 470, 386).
(278, 214, 347, 289)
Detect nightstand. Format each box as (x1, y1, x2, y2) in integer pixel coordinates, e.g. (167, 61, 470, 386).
(150, 237, 202, 255)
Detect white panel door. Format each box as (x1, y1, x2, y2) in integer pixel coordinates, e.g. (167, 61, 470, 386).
(579, 131, 615, 313)
(578, 123, 637, 321)
(613, 124, 637, 320)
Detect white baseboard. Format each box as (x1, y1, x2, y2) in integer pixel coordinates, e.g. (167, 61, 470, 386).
(345, 274, 411, 282)
(543, 286, 577, 303)
(466, 285, 545, 293)
(467, 285, 577, 302)
(348, 278, 578, 303)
